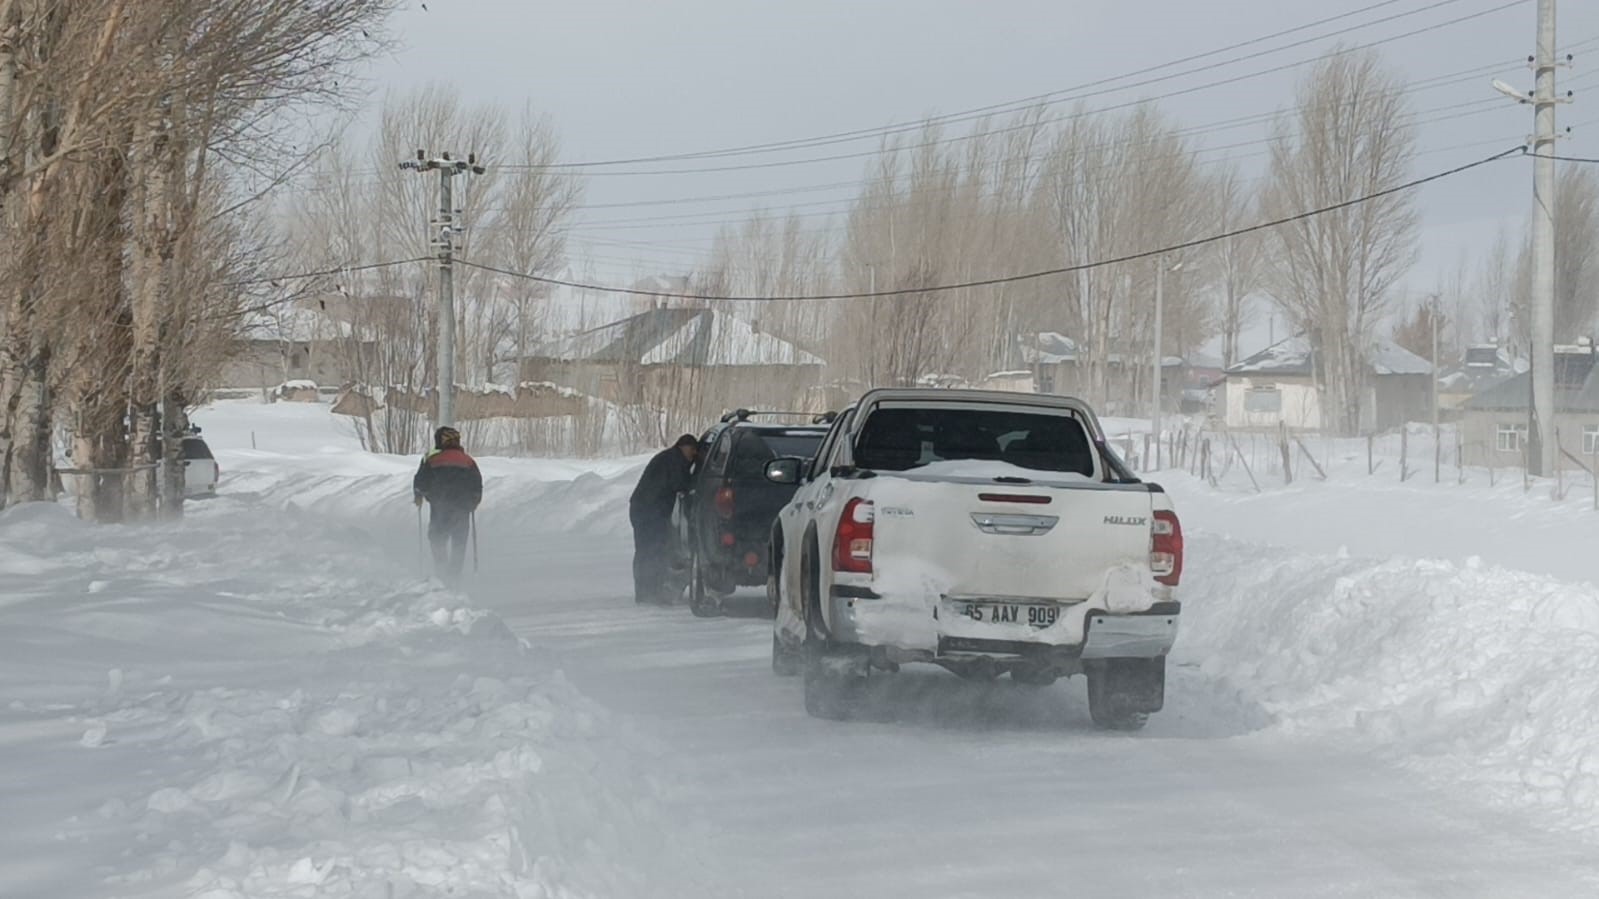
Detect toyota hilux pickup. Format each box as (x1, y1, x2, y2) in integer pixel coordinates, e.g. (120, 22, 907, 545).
(763, 389, 1183, 729)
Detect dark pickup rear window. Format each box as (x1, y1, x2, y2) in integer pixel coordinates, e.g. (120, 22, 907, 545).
(181, 438, 215, 461)
(729, 429, 826, 478)
(853, 407, 1095, 476)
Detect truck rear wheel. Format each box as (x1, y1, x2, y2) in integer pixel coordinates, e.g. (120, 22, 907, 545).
(687, 553, 719, 618)
(1085, 658, 1165, 732)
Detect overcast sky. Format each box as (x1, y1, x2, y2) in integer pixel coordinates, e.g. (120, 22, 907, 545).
(351, 0, 1599, 350)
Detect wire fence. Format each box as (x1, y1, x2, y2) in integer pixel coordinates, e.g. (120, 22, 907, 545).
(1110, 421, 1599, 511)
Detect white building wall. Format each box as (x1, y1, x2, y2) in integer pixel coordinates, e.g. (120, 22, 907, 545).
(1224, 377, 1323, 431)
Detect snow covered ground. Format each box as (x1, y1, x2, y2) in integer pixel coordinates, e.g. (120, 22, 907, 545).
(7, 397, 1599, 896)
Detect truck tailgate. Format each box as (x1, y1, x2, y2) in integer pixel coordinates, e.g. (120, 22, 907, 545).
(866, 472, 1155, 603)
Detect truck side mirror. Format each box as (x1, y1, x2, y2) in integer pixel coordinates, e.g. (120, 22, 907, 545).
(765, 457, 803, 485)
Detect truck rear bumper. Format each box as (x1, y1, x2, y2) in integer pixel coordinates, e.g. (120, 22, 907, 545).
(827, 589, 1179, 665)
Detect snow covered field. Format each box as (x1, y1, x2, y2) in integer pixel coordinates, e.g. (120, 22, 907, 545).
(6, 398, 1599, 896)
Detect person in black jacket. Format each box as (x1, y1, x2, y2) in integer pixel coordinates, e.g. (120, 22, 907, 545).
(629, 434, 699, 604)
(413, 426, 483, 584)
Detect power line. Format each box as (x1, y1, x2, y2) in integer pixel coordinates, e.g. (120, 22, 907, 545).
(550, 86, 1521, 227)
(1527, 153, 1599, 163)
(555, 100, 1513, 233)
(496, 0, 1530, 177)
(230, 257, 433, 289)
(460, 146, 1526, 302)
(502, 0, 1456, 169)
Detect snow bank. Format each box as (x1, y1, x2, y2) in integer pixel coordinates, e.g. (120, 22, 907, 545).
(1180, 535, 1599, 836)
(0, 497, 697, 897)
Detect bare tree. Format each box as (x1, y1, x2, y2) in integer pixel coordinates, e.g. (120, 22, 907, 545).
(287, 84, 582, 454)
(1514, 165, 1599, 343)
(1212, 165, 1264, 368)
(1262, 49, 1418, 436)
(1, 0, 393, 515)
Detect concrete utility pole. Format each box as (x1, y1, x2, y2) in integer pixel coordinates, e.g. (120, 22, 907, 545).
(401, 150, 484, 429)
(1152, 257, 1182, 470)
(1494, 0, 1567, 475)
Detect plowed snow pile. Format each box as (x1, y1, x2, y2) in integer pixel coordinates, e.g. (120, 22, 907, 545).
(0, 496, 696, 898)
(1172, 501, 1599, 836)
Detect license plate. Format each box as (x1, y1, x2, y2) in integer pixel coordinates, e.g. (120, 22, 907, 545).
(959, 602, 1059, 629)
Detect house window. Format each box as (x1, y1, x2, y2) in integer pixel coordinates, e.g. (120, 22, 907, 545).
(1584, 424, 1599, 456)
(1244, 387, 1282, 414)
(1496, 424, 1527, 453)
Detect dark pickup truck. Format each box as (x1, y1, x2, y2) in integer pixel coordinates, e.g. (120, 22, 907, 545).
(679, 411, 828, 617)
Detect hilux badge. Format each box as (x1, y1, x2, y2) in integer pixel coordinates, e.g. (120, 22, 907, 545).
(1104, 515, 1147, 526)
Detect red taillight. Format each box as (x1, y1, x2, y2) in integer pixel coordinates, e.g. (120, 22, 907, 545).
(1151, 510, 1184, 586)
(832, 498, 875, 574)
(743, 551, 761, 569)
(714, 484, 735, 519)
(721, 532, 736, 547)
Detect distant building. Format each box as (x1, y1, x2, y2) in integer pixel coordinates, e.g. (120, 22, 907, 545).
(1220, 336, 1432, 433)
(519, 306, 826, 414)
(1437, 344, 1524, 420)
(1459, 340, 1599, 467)
(1023, 330, 1207, 415)
(220, 306, 356, 392)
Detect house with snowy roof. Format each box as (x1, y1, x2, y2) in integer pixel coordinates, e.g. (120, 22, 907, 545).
(519, 306, 826, 415)
(1459, 340, 1598, 467)
(1220, 335, 1432, 433)
(1023, 331, 1221, 414)
(1437, 343, 1525, 419)
(221, 305, 367, 393)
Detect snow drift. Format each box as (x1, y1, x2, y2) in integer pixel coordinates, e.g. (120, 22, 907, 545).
(0, 495, 698, 898)
(1180, 535, 1599, 836)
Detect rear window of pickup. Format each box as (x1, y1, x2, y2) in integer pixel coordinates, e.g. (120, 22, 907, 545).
(854, 407, 1095, 476)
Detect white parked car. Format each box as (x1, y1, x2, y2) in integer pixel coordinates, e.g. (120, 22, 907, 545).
(764, 389, 1183, 729)
(178, 431, 219, 498)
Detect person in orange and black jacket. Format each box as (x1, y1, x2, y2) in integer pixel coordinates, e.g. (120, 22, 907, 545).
(413, 426, 483, 583)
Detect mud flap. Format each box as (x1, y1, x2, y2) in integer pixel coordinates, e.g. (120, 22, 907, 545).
(1087, 656, 1166, 714)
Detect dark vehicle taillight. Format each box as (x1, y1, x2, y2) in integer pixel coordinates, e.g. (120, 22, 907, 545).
(714, 484, 735, 518)
(1151, 510, 1183, 586)
(832, 498, 874, 574)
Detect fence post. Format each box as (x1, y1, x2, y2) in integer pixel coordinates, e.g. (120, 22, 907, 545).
(1400, 428, 1410, 482)
(1294, 436, 1328, 481)
(1143, 433, 1151, 472)
(1556, 426, 1564, 501)
(1278, 422, 1293, 485)
(1367, 434, 1375, 476)
(1229, 434, 1261, 493)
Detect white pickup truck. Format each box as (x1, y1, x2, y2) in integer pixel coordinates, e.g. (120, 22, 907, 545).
(763, 389, 1183, 729)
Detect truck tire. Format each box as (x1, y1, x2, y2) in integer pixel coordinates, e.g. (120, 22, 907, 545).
(688, 552, 719, 618)
(1085, 658, 1165, 732)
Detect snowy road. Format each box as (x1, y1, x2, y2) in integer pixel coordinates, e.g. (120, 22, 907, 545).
(467, 532, 1599, 898)
(13, 400, 1599, 897)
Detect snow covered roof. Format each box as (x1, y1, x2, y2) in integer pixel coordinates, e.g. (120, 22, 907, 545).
(1020, 331, 1079, 365)
(1226, 335, 1432, 378)
(526, 307, 825, 367)
(1463, 348, 1599, 413)
(1369, 340, 1433, 376)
